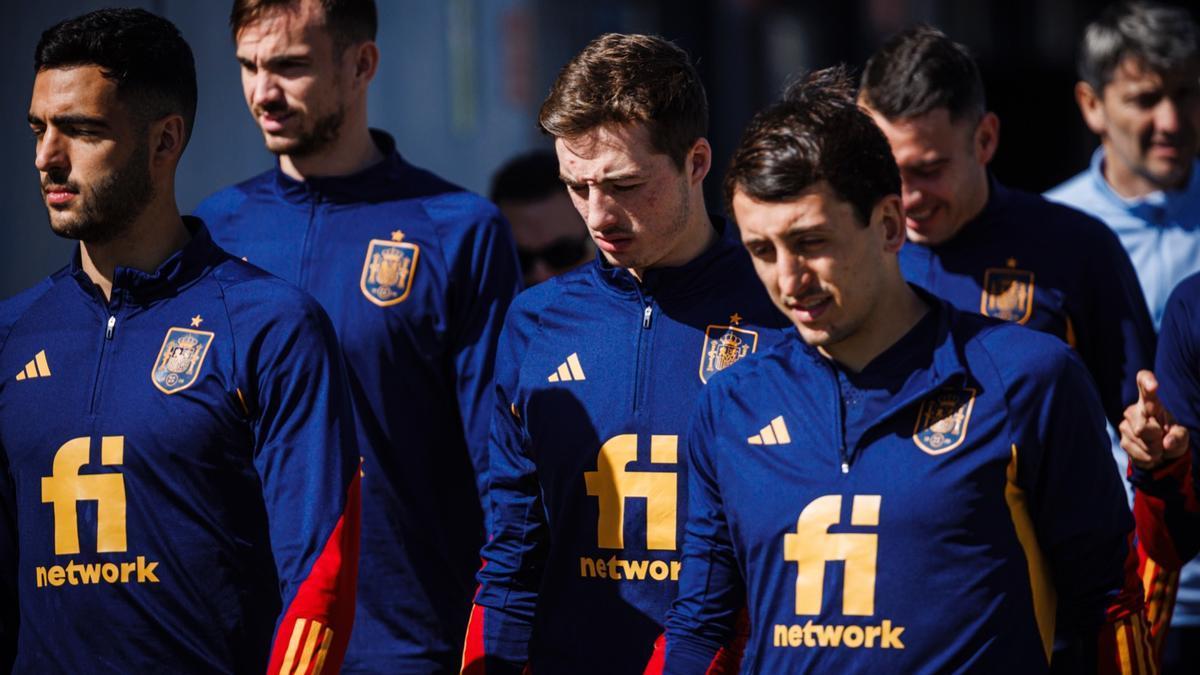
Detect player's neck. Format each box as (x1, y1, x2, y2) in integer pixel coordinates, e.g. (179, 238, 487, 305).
(628, 198, 716, 282)
(279, 119, 383, 181)
(80, 199, 190, 302)
(820, 280, 930, 373)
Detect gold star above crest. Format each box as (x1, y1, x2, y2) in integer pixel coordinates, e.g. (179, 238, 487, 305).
(1006, 258, 1018, 268)
(729, 313, 743, 326)
(391, 230, 406, 242)
(190, 315, 203, 327)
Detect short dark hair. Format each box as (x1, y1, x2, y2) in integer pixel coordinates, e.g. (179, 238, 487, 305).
(231, 0, 377, 52)
(1078, 2, 1199, 92)
(539, 33, 708, 169)
(726, 66, 901, 227)
(490, 150, 562, 204)
(860, 25, 986, 123)
(34, 8, 198, 145)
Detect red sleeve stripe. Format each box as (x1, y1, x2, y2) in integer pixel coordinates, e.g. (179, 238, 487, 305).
(268, 472, 362, 675)
(460, 602, 487, 674)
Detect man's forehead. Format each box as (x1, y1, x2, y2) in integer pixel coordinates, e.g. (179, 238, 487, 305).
(236, 1, 328, 53)
(31, 65, 119, 116)
(872, 109, 963, 161)
(555, 124, 662, 179)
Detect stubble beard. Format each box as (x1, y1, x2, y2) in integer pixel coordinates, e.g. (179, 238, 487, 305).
(265, 104, 346, 159)
(45, 138, 154, 246)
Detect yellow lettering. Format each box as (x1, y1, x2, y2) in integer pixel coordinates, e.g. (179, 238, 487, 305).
(595, 558, 607, 578)
(816, 623, 844, 647)
(101, 563, 118, 583)
(866, 625, 881, 648)
(580, 557, 596, 578)
(40, 436, 127, 555)
(774, 624, 788, 647)
(607, 556, 622, 580)
(47, 566, 65, 587)
(881, 620, 905, 649)
(784, 494, 880, 616)
(136, 556, 160, 583)
(584, 435, 679, 550)
(788, 624, 803, 647)
(121, 561, 136, 582)
(649, 560, 669, 581)
(804, 620, 818, 647)
(843, 625, 864, 648)
(670, 559, 682, 581)
(623, 559, 649, 580)
(36, 566, 47, 588)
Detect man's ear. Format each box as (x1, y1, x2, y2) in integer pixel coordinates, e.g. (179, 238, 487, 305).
(150, 114, 186, 170)
(1075, 80, 1107, 136)
(873, 194, 906, 253)
(973, 112, 1000, 165)
(349, 41, 379, 90)
(685, 137, 712, 187)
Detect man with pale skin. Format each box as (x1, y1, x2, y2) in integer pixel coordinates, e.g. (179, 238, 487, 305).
(465, 33, 788, 675)
(195, 1, 521, 671)
(664, 67, 1152, 675)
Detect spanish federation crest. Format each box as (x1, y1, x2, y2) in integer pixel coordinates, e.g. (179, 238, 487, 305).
(912, 386, 978, 455)
(361, 231, 420, 307)
(980, 259, 1035, 324)
(699, 313, 759, 383)
(152, 327, 215, 395)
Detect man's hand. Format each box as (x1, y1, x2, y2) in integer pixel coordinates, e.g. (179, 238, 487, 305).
(1119, 370, 1189, 469)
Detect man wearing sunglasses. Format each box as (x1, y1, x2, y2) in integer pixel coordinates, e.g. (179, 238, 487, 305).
(492, 150, 593, 286)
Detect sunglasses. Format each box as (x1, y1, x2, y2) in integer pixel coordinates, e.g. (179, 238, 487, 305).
(518, 236, 591, 274)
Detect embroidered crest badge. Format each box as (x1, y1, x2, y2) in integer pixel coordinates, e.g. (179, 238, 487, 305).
(699, 313, 759, 383)
(912, 386, 978, 455)
(980, 258, 1035, 324)
(152, 327, 215, 394)
(361, 231, 420, 307)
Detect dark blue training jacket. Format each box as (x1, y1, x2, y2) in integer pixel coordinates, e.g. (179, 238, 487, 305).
(467, 220, 792, 674)
(0, 222, 360, 674)
(194, 130, 521, 673)
(666, 293, 1147, 673)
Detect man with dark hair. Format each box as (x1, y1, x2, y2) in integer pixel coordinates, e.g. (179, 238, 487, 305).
(462, 33, 790, 674)
(1048, 3, 1200, 666)
(2, 8, 360, 673)
(491, 150, 592, 285)
(859, 26, 1155, 449)
(193, 0, 522, 671)
(664, 66, 1152, 674)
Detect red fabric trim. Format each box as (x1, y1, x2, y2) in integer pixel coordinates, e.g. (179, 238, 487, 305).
(461, 601, 488, 675)
(267, 472, 361, 675)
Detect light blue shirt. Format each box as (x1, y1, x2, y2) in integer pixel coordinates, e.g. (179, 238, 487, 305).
(1048, 148, 1200, 625)
(1047, 148, 1200, 330)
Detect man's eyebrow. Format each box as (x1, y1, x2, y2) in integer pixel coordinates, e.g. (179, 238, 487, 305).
(28, 113, 110, 128)
(559, 172, 642, 185)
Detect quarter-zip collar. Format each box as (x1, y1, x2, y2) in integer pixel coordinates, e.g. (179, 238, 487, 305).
(590, 214, 745, 300)
(271, 129, 416, 205)
(1087, 147, 1200, 226)
(69, 216, 219, 307)
(802, 286, 968, 424)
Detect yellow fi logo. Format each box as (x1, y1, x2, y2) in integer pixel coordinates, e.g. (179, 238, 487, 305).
(584, 434, 678, 550)
(41, 436, 127, 555)
(784, 495, 881, 616)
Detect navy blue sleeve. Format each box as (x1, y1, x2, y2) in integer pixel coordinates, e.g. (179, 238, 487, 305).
(1010, 343, 1146, 669)
(229, 285, 361, 674)
(0, 440, 15, 673)
(466, 296, 544, 672)
(664, 386, 744, 673)
(1079, 222, 1156, 429)
(439, 201, 523, 534)
(1133, 278, 1200, 564)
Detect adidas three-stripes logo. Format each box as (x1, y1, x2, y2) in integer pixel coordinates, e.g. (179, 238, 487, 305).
(748, 416, 791, 445)
(15, 350, 51, 381)
(548, 353, 586, 382)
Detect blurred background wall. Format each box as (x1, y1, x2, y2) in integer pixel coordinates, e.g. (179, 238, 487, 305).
(2, 0, 1196, 298)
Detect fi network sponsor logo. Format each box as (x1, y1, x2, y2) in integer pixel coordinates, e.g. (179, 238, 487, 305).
(773, 494, 905, 650)
(580, 434, 680, 582)
(36, 436, 160, 588)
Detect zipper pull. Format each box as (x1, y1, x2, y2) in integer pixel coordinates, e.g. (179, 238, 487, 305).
(643, 305, 653, 329)
(105, 315, 116, 340)
(841, 461, 850, 474)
